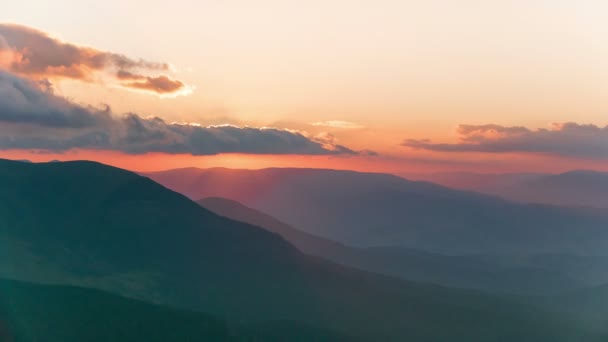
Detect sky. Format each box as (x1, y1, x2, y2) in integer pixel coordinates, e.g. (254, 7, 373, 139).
(1, 0, 608, 174)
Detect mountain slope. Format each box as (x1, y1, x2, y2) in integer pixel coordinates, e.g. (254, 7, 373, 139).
(0, 159, 602, 341)
(526, 284, 608, 335)
(0, 278, 233, 342)
(0, 278, 357, 342)
(146, 167, 608, 254)
(199, 197, 583, 294)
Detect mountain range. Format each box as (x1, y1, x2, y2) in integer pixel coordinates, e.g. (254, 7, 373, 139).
(199, 197, 606, 294)
(1, 159, 605, 341)
(146, 167, 608, 255)
(0, 277, 359, 342)
(406, 170, 608, 209)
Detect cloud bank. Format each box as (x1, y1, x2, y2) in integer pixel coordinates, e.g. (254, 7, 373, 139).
(403, 123, 608, 159)
(0, 23, 190, 96)
(0, 71, 356, 155)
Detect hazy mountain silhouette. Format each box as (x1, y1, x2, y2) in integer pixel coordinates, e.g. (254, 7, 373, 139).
(477, 253, 608, 286)
(199, 197, 586, 294)
(0, 159, 601, 341)
(511, 170, 608, 208)
(402, 171, 540, 192)
(146, 167, 608, 254)
(408, 170, 608, 209)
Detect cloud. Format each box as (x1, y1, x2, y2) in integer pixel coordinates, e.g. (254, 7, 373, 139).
(123, 75, 189, 96)
(311, 120, 365, 129)
(0, 71, 358, 155)
(0, 71, 111, 128)
(0, 23, 190, 96)
(403, 123, 608, 159)
(116, 70, 192, 96)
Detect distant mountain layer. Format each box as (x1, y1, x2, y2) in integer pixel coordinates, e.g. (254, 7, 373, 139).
(407, 170, 608, 209)
(146, 167, 608, 254)
(199, 197, 596, 295)
(0, 159, 602, 341)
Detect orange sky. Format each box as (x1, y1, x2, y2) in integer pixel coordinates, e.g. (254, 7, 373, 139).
(3, 149, 608, 176)
(2, 1, 608, 174)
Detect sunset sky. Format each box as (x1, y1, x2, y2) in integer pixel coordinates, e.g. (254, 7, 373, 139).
(1, 0, 608, 174)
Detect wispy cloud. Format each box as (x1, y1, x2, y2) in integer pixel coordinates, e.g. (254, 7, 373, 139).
(0, 23, 191, 97)
(403, 123, 608, 159)
(311, 120, 365, 129)
(0, 71, 358, 155)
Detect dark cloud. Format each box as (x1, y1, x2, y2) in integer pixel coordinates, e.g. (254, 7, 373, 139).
(0, 23, 188, 96)
(403, 123, 608, 159)
(0, 71, 358, 156)
(0, 71, 111, 128)
(117, 117, 358, 155)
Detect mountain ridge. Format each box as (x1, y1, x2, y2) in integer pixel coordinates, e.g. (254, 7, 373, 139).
(406, 169, 608, 208)
(198, 196, 588, 294)
(145, 166, 608, 254)
(0, 158, 602, 341)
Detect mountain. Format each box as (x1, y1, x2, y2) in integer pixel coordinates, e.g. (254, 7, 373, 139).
(199, 197, 585, 294)
(402, 171, 540, 195)
(198, 196, 350, 262)
(145, 167, 608, 254)
(0, 277, 232, 342)
(0, 277, 357, 342)
(406, 170, 608, 209)
(0, 158, 601, 341)
(526, 284, 608, 335)
(512, 170, 608, 208)
(478, 253, 608, 286)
